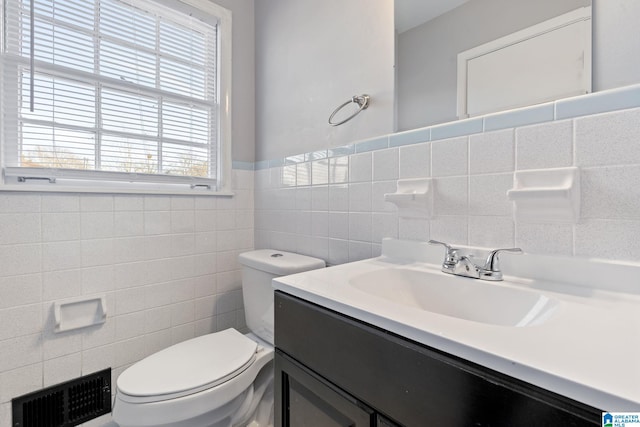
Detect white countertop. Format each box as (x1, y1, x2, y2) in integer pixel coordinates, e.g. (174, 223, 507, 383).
(272, 239, 640, 411)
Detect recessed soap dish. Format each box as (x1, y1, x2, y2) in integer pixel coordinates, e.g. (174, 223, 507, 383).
(507, 167, 580, 223)
(54, 295, 107, 333)
(384, 178, 433, 218)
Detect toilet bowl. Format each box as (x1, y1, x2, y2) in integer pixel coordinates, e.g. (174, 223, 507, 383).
(112, 250, 325, 427)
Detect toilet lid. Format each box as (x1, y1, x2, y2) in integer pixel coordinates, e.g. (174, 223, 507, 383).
(117, 329, 257, 401)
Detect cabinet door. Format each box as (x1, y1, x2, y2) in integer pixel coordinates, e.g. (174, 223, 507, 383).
(275, 350, 375, 427)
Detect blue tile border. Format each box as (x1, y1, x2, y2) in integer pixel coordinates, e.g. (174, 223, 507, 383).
(328, 145, 355, 158)
(254, 160, 270, 170)
(268, 158, 285, 168)
(431, 117, 483, 140)
(285, 154, 305, 164)
(556, 84, 640, 120)
(484, 102, 555, 132)
(306, 149, 328, 161)
(231, 160, 254, 170)
(249, 84, 640, 172)
(354, 135, 389, 153)
(389, 127, 431, 147)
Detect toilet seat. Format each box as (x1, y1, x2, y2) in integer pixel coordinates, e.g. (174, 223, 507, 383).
(117, 329, 258, 404)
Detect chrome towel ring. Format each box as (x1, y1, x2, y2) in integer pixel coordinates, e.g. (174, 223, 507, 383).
(328, 94, 370, 126)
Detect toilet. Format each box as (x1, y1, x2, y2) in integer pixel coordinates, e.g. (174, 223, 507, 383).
(112, 249, 325, 427)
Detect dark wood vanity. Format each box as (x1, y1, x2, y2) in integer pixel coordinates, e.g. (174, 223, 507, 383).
(274, 291, 601, 426)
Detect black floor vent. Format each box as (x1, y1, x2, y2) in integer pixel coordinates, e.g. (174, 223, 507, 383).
(12, 368, 111, 427)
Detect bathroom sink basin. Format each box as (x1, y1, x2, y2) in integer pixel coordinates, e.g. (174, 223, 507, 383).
(274, 239, 640, 409)
(349, 268, 558, 327)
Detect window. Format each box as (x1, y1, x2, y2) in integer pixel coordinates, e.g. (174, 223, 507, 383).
(0, 0, 231, 193)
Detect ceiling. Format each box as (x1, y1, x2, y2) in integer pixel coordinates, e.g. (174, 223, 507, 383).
(395, 0, 471, 33)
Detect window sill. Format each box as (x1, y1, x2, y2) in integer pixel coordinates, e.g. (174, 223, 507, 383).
(0, 183, 235, 197)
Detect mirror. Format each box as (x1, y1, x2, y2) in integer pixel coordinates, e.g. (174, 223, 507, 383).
(395, 0, 591, 132)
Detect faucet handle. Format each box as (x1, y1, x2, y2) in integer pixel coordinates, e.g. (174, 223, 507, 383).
(428, 240, 458, 267)
(481, 247, 523, 280)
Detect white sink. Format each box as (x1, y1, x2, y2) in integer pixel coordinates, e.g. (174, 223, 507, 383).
(349, 267, 558, 327)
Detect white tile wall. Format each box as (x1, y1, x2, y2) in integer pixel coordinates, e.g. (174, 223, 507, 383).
(255, 106, 640, 266)
(515, 120, 573, 170)
(399, 143, 430, 178)
(349, 213, 372, 242)
(2, 96, 640, 426)
(515, 223, 573, 256)
(349, 152, 372, 182)
(373, 148, 399, 181)
(327, 185, 348, 212)
(329, 156, 349, 184)
(433, 177, 468, 216)
(348, 183, 372, 212)
(430, 216, 468, 244)
(0, 170, 253, 425)
(574, 108, 640, 167)
(311, 186, 329, 211)
(468, 174, 513, 216)
(431, 136, 468, 177)
(312, 159, 329, 185)
(398, 217, 430, 242)
(469, 129, 514, 175)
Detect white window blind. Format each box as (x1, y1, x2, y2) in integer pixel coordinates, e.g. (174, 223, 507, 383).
(0, 0, 223, 191)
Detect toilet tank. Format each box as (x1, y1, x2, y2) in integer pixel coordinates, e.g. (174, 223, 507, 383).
(238, 250, 325, 344)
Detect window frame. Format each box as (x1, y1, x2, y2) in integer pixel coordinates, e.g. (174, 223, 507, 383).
(0, 0, 233, 196)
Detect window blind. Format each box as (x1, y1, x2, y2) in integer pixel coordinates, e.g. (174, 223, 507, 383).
(1, 0, 219, 189)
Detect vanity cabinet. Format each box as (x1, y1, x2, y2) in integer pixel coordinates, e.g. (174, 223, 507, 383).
(274, 291, 601, 427)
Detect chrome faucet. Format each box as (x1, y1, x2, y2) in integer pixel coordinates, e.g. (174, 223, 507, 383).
(428, 240, 522, 281)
